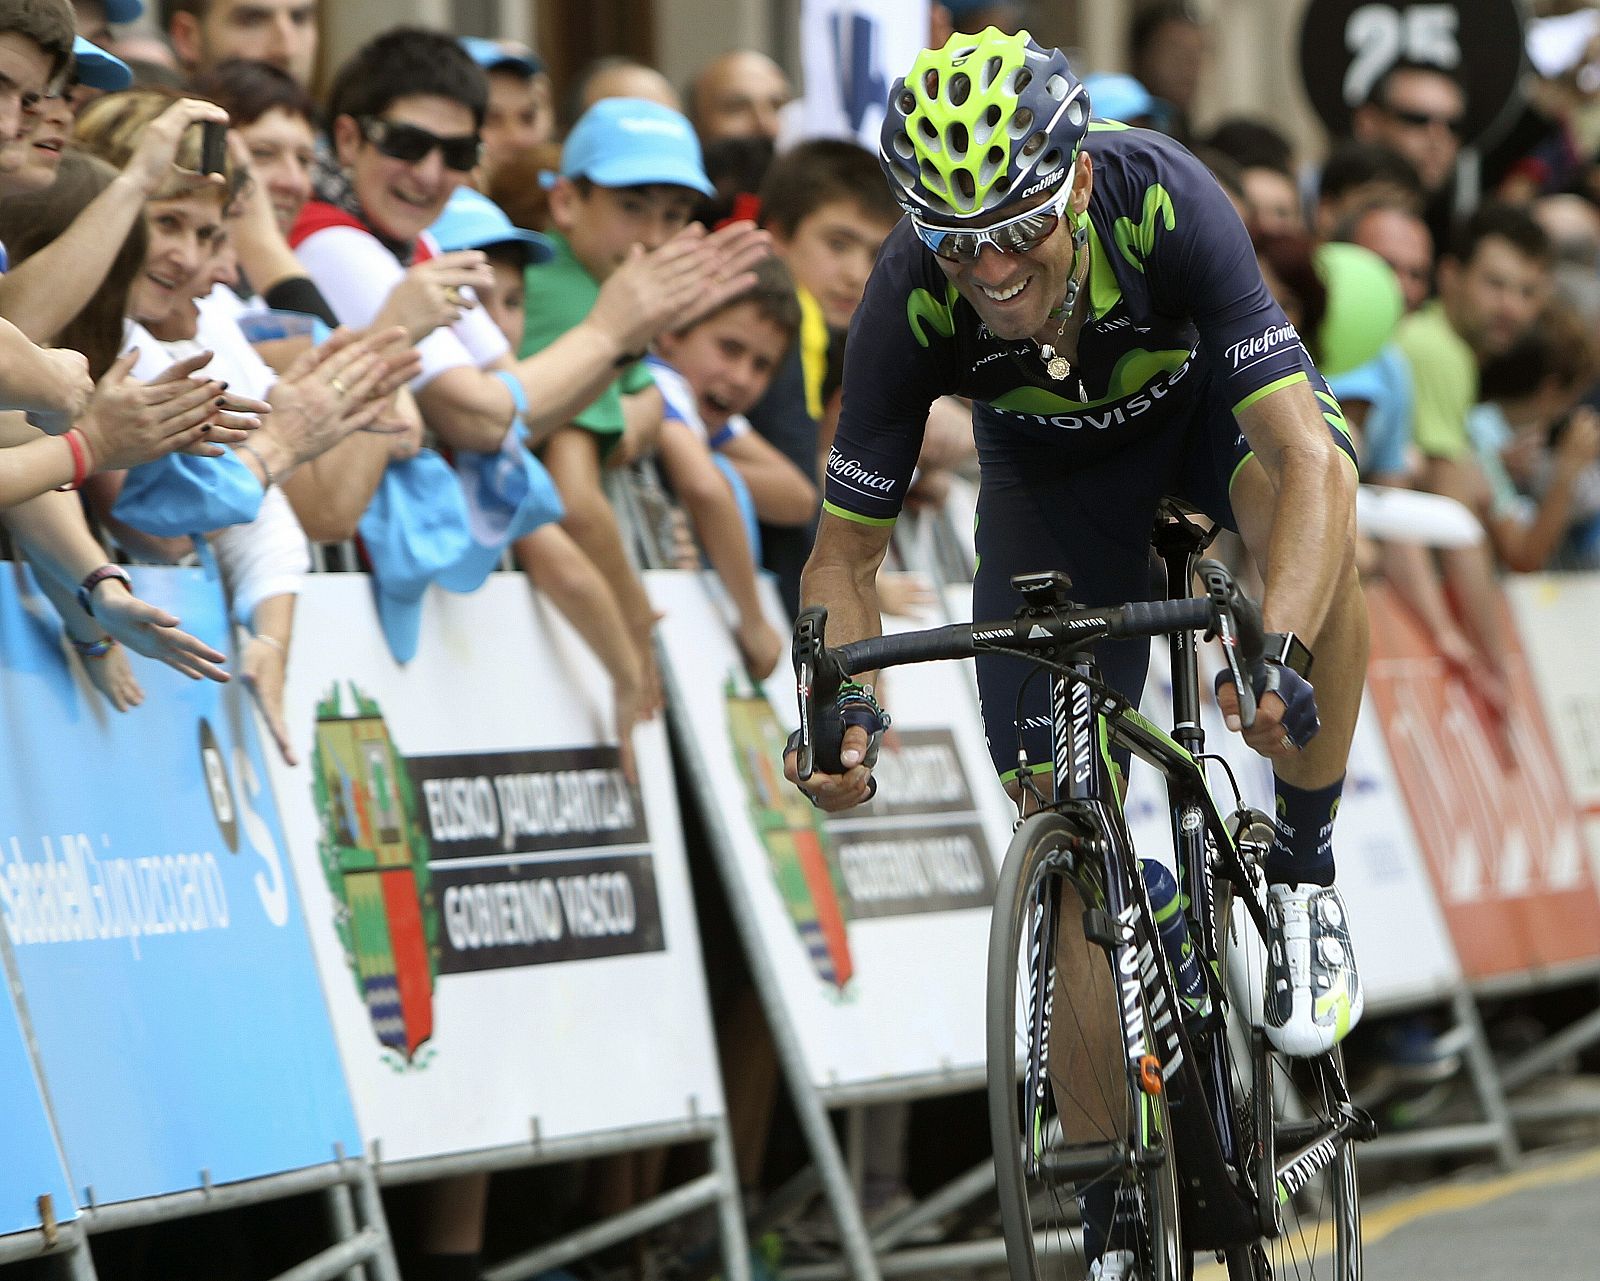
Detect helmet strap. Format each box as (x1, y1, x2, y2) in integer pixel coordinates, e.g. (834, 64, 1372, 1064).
(1047, 220, 1091, 331)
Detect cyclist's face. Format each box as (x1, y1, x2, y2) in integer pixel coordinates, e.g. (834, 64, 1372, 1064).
(934, 151, 1092, 343)
(553, 181, 698, 280)
(1443, 234, 1548, 358)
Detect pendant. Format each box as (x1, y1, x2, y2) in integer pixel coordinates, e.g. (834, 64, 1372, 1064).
(1039, 343, 1071, 381)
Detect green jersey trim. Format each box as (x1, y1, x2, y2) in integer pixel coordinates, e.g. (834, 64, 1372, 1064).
(822, 500, 897, 528)
(1232, 371, 1307, 416)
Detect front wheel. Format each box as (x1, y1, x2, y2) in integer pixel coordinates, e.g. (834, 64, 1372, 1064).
(987, 811, 1185, 1281)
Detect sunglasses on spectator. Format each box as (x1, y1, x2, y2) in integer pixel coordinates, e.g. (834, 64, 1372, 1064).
(359, 117, 481, 172)
(1386, 106, 1464, 136)
(910, 176, 1076, 264)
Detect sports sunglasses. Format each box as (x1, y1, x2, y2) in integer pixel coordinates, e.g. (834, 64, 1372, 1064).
(910, 173, 1076, 263)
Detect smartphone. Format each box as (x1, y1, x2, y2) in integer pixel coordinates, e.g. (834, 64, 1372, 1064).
(199, 121, 227, 176)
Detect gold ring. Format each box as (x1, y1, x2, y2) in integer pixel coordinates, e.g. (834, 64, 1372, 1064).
(444, 286, 465, 306)
(330, 376, 348, 396)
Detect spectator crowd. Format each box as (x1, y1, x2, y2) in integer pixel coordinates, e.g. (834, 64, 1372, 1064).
(3, 0, 1600, 1278)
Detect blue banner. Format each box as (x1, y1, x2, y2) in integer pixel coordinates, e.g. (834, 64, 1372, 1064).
(0, 566, 360, 1205)
(0, 980, 73, 1235)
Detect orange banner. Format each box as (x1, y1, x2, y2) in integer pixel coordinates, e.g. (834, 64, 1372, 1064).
(1364, 583, 1600, 980)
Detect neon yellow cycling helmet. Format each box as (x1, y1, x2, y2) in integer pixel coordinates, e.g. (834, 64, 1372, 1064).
(879, 27, 1091, 222)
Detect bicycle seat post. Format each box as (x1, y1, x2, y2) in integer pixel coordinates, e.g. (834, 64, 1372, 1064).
(1152, 503, 1216, 757)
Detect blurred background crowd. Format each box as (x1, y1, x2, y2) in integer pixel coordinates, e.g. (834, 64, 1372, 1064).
(3, 0, 1600, 1278)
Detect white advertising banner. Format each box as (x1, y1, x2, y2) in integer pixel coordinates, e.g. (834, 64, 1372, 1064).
(1507, 573, 1600, 878)
(650, 571, 1015, 1091)
(265, 575, 724, 1164)
(794, 0, 931, 147)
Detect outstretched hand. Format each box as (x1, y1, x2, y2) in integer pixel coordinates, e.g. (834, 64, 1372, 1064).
(95, 587, 229, 683)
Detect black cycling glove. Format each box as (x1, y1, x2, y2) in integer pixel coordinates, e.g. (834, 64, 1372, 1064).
(1214, 658, 1320, 748)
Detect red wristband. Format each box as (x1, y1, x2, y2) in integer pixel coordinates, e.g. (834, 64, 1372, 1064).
(57, 430, 88, 491)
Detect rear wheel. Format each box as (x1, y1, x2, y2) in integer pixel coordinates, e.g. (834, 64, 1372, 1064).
(988, 811, 1186, 1281)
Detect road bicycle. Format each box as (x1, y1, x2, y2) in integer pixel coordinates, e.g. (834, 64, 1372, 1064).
(792, 504, 1373, 1280)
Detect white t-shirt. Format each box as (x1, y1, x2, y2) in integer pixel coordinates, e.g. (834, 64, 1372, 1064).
(292, 225, 508, 390)
(120, 294, 310, 626)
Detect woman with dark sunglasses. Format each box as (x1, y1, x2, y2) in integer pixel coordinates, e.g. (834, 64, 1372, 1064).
(290, 26, 769, 466)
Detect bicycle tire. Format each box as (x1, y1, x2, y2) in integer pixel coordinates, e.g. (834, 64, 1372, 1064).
(1215, 879, 1363, 1281)
(988, 811, 1185, 1281)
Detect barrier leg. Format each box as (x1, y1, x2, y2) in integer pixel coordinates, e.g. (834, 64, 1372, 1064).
(322, 1180, 366, 1281)
(1453, 988, 1521, 1168)
(60, 1231, 96, 1281)
(710, 1117, 753, 1281)
(350, 1162, 402, 1281)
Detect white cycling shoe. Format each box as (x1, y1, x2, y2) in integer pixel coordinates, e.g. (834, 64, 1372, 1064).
(1262, 883, 1365, 1057)
(1088, 1249, 1138, 1280)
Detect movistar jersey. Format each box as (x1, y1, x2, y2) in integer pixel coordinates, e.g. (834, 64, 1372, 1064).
(824, 124, 1312, 524)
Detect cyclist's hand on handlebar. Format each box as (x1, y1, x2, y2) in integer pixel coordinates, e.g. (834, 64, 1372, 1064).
(1215, 659, 1319, 760)
(783, 723, 877, 812)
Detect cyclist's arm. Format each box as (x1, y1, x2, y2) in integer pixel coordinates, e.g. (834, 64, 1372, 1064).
(1234, 382, 1356, 641)
(800, 508, 893, 667)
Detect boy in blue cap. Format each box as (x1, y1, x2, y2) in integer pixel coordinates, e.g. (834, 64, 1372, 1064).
(526, 96, 783, 684)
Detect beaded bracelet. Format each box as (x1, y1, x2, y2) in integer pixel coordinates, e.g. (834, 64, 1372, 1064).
(70, 635, 117, 659)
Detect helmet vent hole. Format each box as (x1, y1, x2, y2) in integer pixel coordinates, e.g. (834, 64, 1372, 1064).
(898, 89, 916, 115)
(922, 69, 940, 97)
(981, 56, 1003, 91)
(948, 121, 969, 158)
(949, 72, 971, 106)
(1067, 97, 1087, 128)
(1038, 149, 1063, 176)
(953, 169, 975, 203)
(1045, 73, 1070, 102)
(1010, 106, 1034, 138)
(920, 160, 945, 192)
(892, 131, 914, 160)
(918, 117, 941, 150)
(1020, 131, 1046, 159)
(1012, 67, 1033, 95)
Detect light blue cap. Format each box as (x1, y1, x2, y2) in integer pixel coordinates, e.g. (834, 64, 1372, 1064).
(561, 97, 714, 197)
(459, 36, 543, 78)
(72, 36, 132, 92)
(1082, 73, 1172, 128)
(428, 186, 553, 264)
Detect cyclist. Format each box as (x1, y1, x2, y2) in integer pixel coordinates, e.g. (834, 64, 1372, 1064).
(783, 30, 1365, 1064)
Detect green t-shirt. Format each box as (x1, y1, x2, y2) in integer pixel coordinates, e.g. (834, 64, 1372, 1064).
(519, 230, 654, 440)
(1394, 299, 1477, 462)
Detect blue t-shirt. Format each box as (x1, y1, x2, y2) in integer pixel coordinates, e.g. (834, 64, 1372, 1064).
(1326, 343, 1413, 481)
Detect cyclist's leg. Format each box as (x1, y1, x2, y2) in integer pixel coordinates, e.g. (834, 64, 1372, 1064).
(1176, 364, 1367, 1053)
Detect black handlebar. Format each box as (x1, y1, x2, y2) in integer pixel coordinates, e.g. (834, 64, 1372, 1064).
(792, 559, 1265, 780)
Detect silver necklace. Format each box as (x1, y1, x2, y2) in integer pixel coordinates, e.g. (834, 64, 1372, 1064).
(1036, 226, 1090, 381)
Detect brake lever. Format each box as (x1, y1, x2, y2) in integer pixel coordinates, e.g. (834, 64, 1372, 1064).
(792, 607, 844, 780)
(1197, 560, 1258, 730)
